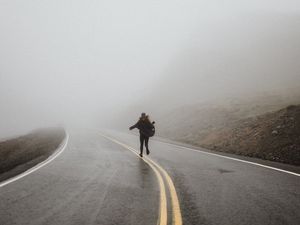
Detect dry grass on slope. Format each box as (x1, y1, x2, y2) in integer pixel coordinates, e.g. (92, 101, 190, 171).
(196, 105, 300, 165)
(0, 127, 66, 182)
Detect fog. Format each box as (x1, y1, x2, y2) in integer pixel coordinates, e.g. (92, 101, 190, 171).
(1, 0, 300, 138)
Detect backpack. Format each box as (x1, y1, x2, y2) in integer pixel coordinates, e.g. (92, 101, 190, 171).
(148, 122, 155, 137)
(148, 125, 155, 137)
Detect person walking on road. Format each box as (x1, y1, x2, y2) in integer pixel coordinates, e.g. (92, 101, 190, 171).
(129, 113, 155, 157)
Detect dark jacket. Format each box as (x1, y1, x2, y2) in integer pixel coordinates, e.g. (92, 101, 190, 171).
(130, 118, 155, 137)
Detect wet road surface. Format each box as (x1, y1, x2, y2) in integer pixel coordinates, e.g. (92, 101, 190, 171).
(0, 129, 299, 225)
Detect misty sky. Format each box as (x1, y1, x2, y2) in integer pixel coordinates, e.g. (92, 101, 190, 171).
(0, 0, 300, 137)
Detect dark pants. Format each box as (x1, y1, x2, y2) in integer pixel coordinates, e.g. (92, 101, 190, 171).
(139, 134, 149, 154)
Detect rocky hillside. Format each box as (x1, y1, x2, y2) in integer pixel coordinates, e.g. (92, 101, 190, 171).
(0, 127, 66, 182)
(159, 104, 300, 166)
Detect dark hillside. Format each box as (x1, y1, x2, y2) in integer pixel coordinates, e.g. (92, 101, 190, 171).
(159, 104, 300, 165)
(0, 127, 66, 182)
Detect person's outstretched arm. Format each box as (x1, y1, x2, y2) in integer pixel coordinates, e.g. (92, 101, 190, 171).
(129, 121, 139, 130)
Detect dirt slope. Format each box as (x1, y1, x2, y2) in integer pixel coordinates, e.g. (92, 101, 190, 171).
(0, 127, 66, 182)
(199, 105, 300, 165)
(159, 105, 300, 165)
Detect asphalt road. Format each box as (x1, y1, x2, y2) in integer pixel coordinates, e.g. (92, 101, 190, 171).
(0, 129, 299, 225)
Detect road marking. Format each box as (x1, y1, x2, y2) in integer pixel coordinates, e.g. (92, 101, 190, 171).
(100, 133, 183, 225)
(147, 157, 183, 225)
(0, 133, 69, 188)
(163, 142, 300, 177)
(99, 134, 167, 225)
(142, 158, 167, 225)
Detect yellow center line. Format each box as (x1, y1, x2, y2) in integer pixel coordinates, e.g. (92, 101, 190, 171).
(100, 134, 167, 225)
(100, 133, 183, 225)
(144, 159, 168, 225)
(147, 158, 183, 225)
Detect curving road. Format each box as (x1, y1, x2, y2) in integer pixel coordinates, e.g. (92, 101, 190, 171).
(0, 129, 299, 225)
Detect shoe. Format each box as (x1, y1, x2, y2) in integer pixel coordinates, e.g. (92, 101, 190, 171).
(139, 153, 143, 157)
(146, 149, 150, 155)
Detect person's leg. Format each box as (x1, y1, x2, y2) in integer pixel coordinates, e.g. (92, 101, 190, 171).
(139, 135, 144, 157)
(145, 137, 150, 155)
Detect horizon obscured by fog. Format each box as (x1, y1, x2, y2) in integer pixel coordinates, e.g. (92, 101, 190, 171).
(1, 0, 300, 138)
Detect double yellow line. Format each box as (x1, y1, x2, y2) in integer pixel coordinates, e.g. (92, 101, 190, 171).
(100, 134, 182, 225)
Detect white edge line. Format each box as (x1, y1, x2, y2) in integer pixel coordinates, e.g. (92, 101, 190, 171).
(88, 129, 300, 177)
(0, 132, 69, 188)
(161, 142, 300, 177)
(113, 131, 300, 177)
